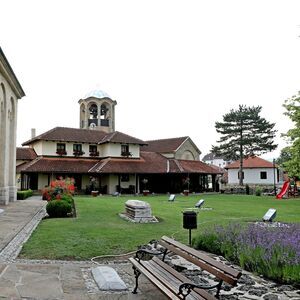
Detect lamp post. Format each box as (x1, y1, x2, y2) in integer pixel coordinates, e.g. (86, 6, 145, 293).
(273, 158, 276, 196)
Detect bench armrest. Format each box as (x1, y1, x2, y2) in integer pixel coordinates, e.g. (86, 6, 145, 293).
(135, 249, 164, 261)
(179, 280, 223, 298)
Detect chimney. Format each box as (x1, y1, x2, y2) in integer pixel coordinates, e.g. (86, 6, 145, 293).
(31, 128, 36, 139)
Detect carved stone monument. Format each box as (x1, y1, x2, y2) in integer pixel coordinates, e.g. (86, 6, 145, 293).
(119, 199, 158, 223)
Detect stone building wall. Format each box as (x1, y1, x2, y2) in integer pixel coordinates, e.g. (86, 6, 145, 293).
(0, 48, 25, 204)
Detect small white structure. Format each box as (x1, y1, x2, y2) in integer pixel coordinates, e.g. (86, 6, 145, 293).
(226, 156, 278, 185)
(168, 194, 176, 201)
(262, 208, 277, 222)
(195, 199, 205, 208)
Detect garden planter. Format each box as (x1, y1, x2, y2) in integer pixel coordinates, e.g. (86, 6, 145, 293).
(143, 190, 149, 196)
(183, 190, 189, 196)
(91, 191, 98, 197)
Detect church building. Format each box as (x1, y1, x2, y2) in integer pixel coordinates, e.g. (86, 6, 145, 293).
(17, 90, 221, 194)
(0, 47, 25, 205)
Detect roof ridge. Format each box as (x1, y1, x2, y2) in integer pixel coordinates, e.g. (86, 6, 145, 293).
(146, 136, 188, 142)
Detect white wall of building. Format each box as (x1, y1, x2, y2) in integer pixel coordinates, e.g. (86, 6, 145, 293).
(30, 141, 140, 159)
(228, 168, 278, 185)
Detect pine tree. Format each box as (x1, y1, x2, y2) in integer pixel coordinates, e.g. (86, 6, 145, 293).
(212, 105, 277, 185)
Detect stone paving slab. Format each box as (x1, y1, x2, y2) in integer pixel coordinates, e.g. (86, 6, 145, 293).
(0, 261, 168, 300)
(0, 199, 45, 252)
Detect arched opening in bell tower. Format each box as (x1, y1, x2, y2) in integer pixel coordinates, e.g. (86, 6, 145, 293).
(100, 103, 109, 127)
(88, 102, 98, 127)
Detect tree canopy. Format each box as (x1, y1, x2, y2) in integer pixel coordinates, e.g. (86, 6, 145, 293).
(212, 105, 277, 185)
(281, 92, 300, 177)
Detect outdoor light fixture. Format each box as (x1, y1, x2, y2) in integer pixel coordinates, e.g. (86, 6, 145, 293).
(168, 194, 176, 201)
(262, 208, 277, 222)
(195, 199, 205, 208)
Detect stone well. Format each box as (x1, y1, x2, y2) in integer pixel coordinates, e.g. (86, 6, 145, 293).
(119, 200, 158, 223)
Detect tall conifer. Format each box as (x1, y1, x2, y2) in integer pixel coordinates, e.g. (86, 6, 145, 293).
(212, 105, 277, 185)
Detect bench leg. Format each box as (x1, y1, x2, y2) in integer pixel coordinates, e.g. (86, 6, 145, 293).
(215, 280, 223, 299)
(132, 266, 141, 294)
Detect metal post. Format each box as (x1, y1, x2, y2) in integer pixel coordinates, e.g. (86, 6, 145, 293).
(273, 159, 276, 196)
(189, 229, 192, 247)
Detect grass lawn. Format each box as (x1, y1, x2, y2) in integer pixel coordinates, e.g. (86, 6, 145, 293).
(19, 194, 300, 260)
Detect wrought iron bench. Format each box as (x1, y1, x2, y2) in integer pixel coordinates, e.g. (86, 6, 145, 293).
(129, 235, 242, 299)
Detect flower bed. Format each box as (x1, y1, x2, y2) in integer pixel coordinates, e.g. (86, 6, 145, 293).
(42, 177, 76, 218)
(194, 222, 300, 284)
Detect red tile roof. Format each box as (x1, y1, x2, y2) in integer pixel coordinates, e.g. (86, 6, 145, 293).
(170, 159, 222, 174)
(99, 131, 147, 145)
(226, 156, 274, 169)
(22, 127, 146, 146)
(141, 137, 189, 153)
(19, 157, 99, 173)
(19, 152, 222, 175)
(16, 147, 37, 160)
(22, 127, 107, 145)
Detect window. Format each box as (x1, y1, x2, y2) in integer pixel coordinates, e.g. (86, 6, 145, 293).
(89, 145, 99, 157)
(260, 171, 267, 179)
(121, 174, 129, 182)
(73, 144, 84, 156)
(121, 144, 131, 157)
(56, 143, 66, 155)
(238, 172, 244, 179)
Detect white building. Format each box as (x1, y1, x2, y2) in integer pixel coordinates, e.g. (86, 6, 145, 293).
(17, 90, 221, 194)
(0, 48, 25, 205)
(202, 153, 230, 168)
(226, 156, 279, 185)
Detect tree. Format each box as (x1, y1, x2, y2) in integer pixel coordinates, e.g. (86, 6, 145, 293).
(276, 146, 292, 167)
(212, 105, 277, 185)
(282, 92, 300, 177)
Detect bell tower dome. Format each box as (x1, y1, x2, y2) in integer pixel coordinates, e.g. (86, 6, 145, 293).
(78, 89, 117, 133)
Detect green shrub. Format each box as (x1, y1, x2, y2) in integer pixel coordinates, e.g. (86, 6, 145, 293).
(46, 200, 72, 218)
(17, 189, 33, 200)
(255, 187, 262, 196)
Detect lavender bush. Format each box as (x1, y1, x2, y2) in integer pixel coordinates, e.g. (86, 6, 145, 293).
(194, 222, 300, 284)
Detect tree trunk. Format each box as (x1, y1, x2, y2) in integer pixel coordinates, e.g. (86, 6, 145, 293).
(239, 121, 244, 186)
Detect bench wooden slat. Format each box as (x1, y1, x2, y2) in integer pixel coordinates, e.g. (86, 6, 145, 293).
(159, 239, 237, 286)
(152, 257, 216, 300)
(129, 257, 181, 299)
(144, 260, 201, 300)
(161, 236, 241, 280)
(140, 257, 213, 300)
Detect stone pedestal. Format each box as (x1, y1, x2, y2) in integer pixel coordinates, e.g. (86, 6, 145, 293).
(120, 199, 158, 223)
(0, 186, 9, 205)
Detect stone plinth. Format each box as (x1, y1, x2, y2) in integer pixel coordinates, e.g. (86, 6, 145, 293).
(119, 199, 158, 223)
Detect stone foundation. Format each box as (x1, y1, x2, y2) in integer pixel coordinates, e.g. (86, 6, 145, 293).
(0, 186, 9, 205)
(9, 186, 17, 202)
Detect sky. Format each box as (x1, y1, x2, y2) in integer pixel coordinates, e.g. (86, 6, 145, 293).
(1, 0, 300, 160)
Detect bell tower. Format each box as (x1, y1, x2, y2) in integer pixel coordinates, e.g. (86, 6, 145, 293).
(78, 89, 117, 133)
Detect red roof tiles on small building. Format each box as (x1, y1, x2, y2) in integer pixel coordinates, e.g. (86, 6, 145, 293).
(226, 156, 274, 169)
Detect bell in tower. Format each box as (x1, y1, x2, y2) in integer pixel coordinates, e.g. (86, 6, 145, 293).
(78, 89, 117, 133)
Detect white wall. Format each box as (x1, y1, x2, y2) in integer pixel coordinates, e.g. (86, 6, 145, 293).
(228, 168, 278, 185)
(100, 143, 140, 158)
(31, 141, 140, 158)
